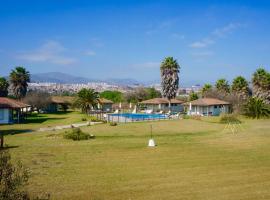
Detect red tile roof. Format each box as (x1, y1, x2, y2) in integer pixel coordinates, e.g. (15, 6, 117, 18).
(0, 97, 30, 109)
(183, 98, 230, 106)
(140, 98, 184, 105)
(99, 98, 113, 104)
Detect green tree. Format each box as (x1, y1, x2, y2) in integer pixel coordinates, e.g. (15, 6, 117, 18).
(0, 77, 9, 97)
(145, 87, 161, 99)
(160, 57, 180, 110)
(215, 78, 230, 94)
(201, 84, 212, 97)
(231, 76, 249, 100)
(9, 67, 30, 99)
(252, 68, 270, 104)
(124, 87, 148, 103)
(189, 92, 199, 101)
(244, 97, 270, 119)
(100, 90, 123, 103)
(74, 88, 100, 113)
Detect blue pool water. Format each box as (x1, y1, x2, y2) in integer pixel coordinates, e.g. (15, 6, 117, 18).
(108, 113, 167, 122)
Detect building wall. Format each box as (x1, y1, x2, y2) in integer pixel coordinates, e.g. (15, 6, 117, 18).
(189, 105, 229, 116)
(145, 104, 183, 113)
(101, 103, 113, 112)
(0, 108, 12, 124)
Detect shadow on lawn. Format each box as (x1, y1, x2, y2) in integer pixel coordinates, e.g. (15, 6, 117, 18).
(0, 145, 20, 150)
(24, 117, 67, 124)
(0, 129, 33, 135)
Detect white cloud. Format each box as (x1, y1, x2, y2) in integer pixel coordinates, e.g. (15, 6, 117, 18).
(85, 50, 96, 56)
(189, 22, 245, 49)
(146, 19, 176, 36)
(17, 40, 76, 65)
(189, 38, 214, 48)
(191, 51, 214, 57)
(212, 23, 244, 37)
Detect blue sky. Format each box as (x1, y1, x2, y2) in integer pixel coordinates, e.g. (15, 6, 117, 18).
(0, 0, 270, 85)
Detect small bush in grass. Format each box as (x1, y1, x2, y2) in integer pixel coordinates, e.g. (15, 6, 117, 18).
(109, 122, 117, 126)
(63, 128, 94, 141)
(81, 117, 87, 121)
(191, 115, 201, 120)
(220, 114, 241, 124)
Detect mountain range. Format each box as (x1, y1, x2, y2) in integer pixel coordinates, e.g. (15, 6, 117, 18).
(30, 72, 143, 86)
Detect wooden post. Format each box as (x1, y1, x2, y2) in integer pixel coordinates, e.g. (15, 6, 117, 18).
(0, 134, 4, 148)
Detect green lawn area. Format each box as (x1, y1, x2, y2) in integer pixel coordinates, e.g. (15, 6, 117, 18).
(0, 111, 90, 134)
(2, 114, 270, 200)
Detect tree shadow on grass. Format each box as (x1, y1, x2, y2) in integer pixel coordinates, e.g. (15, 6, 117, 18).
(24, 117, 67, 124)
(0, 129, 33, 135)
(0, 145, 20, 150)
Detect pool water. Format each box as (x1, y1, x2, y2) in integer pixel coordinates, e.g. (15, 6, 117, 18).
(108, 113, 167, 122)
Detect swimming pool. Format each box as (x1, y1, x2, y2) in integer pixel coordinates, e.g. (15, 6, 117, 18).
(107, 113, 168, 122)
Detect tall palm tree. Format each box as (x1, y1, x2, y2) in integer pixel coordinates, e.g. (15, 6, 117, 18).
(231, 76, 249, 100)
(0, 77, 9, 97)
(74, 88, 100, 113)
(9, 67, 30, 99)
(160, 57, 180, 110)
(215, 78, 230, 94)
(252, 68, 270, 104)
(201, 83, 212, 97)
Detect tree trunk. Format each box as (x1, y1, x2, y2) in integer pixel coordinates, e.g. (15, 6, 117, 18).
(0, 134, 4, 148)
(168, 99, 171, 113)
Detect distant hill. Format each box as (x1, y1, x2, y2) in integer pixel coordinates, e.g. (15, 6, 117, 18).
(30, 72, 142, 85)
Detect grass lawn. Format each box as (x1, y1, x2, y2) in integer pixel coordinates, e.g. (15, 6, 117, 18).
(2, 115, 270, 200)
(0, 111, 90, 134)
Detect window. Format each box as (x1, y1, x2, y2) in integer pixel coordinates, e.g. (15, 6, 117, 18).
(0, 109, 4, 120)
(219, 105, 222, 108)
(214, 105, 217, 108)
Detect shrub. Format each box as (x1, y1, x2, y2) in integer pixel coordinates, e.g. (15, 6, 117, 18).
(63, 128, 94, 141)
(244, 97, 270, 119)
(0, 150, 30, 200)
(81, 117, 87, 121)
(220, 114, 241, 124)
(109, 122, 117, 126)
(191, 115, 201, 120)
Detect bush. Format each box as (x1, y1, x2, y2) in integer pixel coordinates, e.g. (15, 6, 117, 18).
(81, 117, 87, 121)
(191, 115, 201, 120)
(109, 122, 117, 126)
(63, 128, 94, 141)
(244, 97, 270, 119)
(0, 150, 30, 200)
(220, 114, 241, 124)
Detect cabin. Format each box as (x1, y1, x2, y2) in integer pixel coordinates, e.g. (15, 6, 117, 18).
(98, 98, 113, 112)
(139, 98, 184, 113)
(0, 97, 30, 124)
(183, 98, 230, 116)
(46, 96, 75, 113)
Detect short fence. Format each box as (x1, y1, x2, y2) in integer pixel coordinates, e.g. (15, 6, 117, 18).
(88, 111, 181, 123)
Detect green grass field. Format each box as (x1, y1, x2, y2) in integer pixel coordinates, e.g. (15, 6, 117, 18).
(1, 113, 270, 200)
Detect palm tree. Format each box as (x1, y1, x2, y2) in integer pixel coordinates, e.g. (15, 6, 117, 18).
(74, 88, 100, 113)
(160, 57, 180, 111)
(201, 84, 212, 97)
(9, 67, 30, 99)
(189, 92, 199, 101)
(215, 78, 230, 94)
(0, 77, 9, 97)
(244, 97, 270, 119)
(231, 76, 249, 100)
(252, 68, 270, 104)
